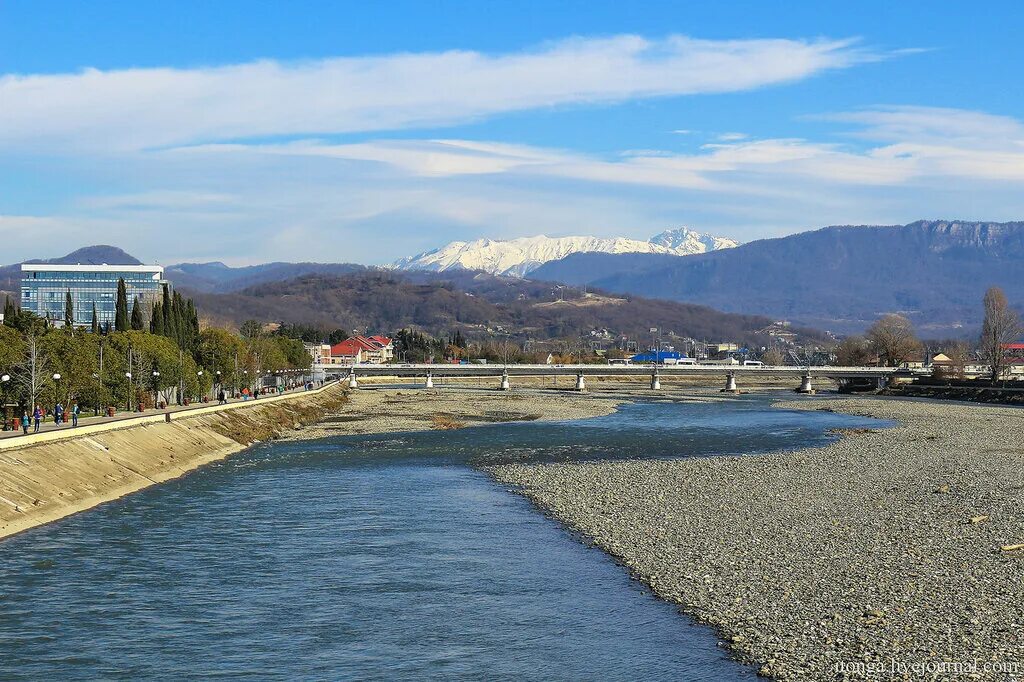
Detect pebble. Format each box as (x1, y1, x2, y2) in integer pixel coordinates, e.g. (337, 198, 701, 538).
(488, 397, 1024, 681)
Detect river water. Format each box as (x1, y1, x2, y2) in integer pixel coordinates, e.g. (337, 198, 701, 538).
(0, 395, 883, 680)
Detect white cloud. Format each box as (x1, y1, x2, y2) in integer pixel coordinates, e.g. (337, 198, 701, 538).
(0, 35, 875, 151)
(132, 104, 1024, 263)
(192, 103, 1024, 191)
(715, 132, 749, 141)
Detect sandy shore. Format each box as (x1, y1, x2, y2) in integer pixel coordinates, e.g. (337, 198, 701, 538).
(284, 385, 627, 439)
(489, 397, 1024, 680)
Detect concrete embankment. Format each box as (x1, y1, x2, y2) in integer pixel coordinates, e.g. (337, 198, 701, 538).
(884, 381, 1024, 405)
(0, 383, 346, 541)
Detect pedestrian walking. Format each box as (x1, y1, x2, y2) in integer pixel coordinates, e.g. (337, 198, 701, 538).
(217, 389, 226, 405)
(54, 403, 64, 426)
(71, 402, 80, 427)
(33, 405, 41, 433)
(21, 411, 30, 436)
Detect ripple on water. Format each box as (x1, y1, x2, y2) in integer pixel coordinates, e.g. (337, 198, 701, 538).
(0, 398, 886, 680)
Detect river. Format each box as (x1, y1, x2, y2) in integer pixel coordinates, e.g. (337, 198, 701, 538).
(0, 396, 883, 680)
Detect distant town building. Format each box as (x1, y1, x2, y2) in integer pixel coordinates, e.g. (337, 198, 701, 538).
(20, 263, 166, 328)
(304, 342, 333, 364)
(325, 335, 394, 364)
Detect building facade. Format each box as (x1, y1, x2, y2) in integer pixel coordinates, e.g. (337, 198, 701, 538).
(20, 264, 166, 328)
(325, 335, 394, 364)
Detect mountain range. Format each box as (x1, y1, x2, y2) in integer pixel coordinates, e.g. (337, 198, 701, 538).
(185, 269, 809, 346)
(390, 228, 739, 277)
(4, 220, 1022, 338)
(529, 220, 1024, 335)
(0, 244, 805, 345)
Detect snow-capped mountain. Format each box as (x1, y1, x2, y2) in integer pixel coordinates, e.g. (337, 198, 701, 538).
(392, 228, 739, 277)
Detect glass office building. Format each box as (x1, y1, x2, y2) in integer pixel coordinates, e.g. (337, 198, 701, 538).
(20, 264, 166, 328)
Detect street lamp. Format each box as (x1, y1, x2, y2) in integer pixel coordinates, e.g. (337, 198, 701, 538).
(52, 373, 62, 422)
(124, 371, 132, 411)
(1, 374, 10, 431)
(152, 370, 161, 409)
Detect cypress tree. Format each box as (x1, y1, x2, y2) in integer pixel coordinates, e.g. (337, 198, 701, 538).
(64, 290, 74, 328)
(186, 298, 199, 351)
(91, 303, 99, 334)
(4, 296, 16, 326)
(114, 278, 129, 332)
(151, 302, 164, 335)
(163, 285, 178, 345)
(173, 292, 187, 347)
(161, 284, 172, 333)
(130, 296, 144, 331)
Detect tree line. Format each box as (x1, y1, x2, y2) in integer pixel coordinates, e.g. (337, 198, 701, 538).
(1, 285, 312, 417)
(834, 286, 1023, 381)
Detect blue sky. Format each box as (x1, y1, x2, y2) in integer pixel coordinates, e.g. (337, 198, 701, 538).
(2, 1, 1023, 265)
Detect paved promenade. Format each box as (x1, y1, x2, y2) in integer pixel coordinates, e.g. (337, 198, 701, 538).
(0, 383, 331, 444)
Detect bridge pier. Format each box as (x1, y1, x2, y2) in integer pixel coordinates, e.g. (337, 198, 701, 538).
(499, 370, 511, 391)
(425, 373, 434, 389)
(723, 373, 738, 392)
(796, 375, 814, 393)
(347, 371, 358, 389)
(575, 373, 586, 391)
(651, 372, 661, 390)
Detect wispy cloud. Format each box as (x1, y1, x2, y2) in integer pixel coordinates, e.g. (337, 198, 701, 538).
(191, 105, 1024, 189)
(715, 132, 749, 141)
(0, 35, 876, 151)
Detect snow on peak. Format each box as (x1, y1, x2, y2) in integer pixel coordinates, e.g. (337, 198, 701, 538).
(649, 228, 739, 253)
(392, 228, 739, 277)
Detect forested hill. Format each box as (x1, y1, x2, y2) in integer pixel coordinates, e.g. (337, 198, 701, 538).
(528, 220, 1024, 336)
(165, 261, 368, 293)
(184, 270, 823, 345)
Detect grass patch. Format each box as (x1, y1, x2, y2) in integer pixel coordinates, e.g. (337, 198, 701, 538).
(430, 414, 467, 430)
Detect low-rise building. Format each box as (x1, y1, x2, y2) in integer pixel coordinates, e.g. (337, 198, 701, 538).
(328, 339, 365, 364)
(304, 343, 333, 364)
(325, 335, 395, 364)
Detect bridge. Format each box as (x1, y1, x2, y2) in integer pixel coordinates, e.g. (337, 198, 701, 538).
(316, 363, 922, 393)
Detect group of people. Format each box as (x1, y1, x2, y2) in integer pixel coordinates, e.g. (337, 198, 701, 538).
(19, 402, 80, 435)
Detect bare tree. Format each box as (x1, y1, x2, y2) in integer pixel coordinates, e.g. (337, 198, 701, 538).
(761, 347, 785, 366)
(834, 335, 872, 366)
(13, 333, 50, 410)
(937, 341, 972, 379)
(865, 314, 922, 367)
(980, 286, 1023, 382)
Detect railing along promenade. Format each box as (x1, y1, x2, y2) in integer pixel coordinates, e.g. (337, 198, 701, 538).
(0, 381, 340, 451)
(317, 363, 924, 392)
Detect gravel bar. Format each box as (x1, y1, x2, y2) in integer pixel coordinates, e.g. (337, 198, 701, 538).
(283, 386, 626, 440)
(488, 397, 1024, 680)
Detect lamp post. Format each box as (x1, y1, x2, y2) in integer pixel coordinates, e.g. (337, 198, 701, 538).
(124, 371, 132, 411)
(197, 370, 204, 402)
(151, 370, 161, 409)
(1, 373, 10, 431)
(91, 372, 100, 417)
(52, 373, 62, 423)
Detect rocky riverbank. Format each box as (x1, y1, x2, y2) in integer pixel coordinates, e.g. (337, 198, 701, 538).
(284, 386, 626, 439)
(489, 397, 1024, 680)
